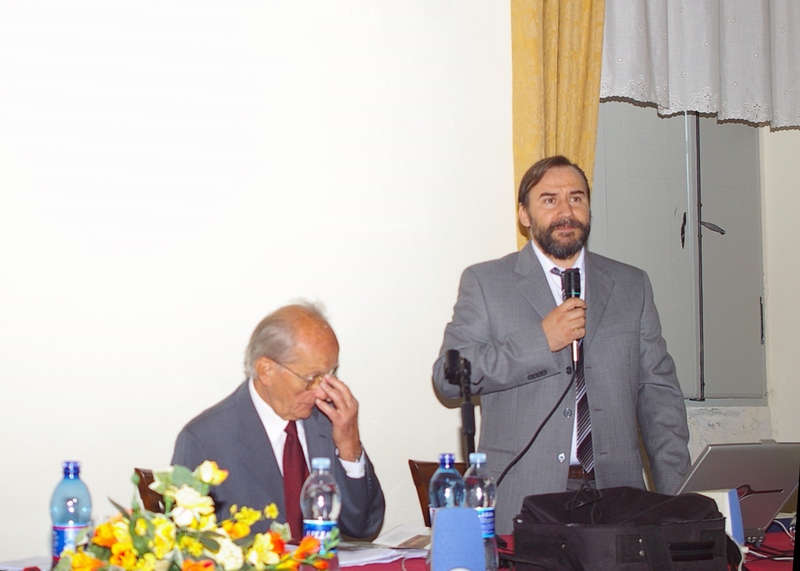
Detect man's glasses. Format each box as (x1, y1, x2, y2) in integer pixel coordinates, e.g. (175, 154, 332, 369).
(271, 359, 338, 390)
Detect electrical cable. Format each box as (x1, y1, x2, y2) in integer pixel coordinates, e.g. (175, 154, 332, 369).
(496, 367, 576, 487)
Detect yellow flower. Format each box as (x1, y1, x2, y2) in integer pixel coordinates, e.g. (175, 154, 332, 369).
(194, 512, 218, 532)
(113, 520, 132, 543)
(92, 521, 117, 548)
(234, 506, 262, 526)
(274, 553, 300, 571)
(152, 515, 176, 559)
(179, 535, 205, 558)
(134, 517, 149, 536)
(166, 484, 215, 527)
(110, 541, 138, 570)
(194, 460, 228, 486)
(70, 550, 105, 571)
(133, 553, 158, 571)
(264, 503, 279, 520)
(222, 519, 251, 540)
(245, 532, 281, 567)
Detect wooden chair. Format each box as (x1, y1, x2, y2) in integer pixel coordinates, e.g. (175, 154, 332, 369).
(408, 459, 467, 527)
(134, 468, 166, 513)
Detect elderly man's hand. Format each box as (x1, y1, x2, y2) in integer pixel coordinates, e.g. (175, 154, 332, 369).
(315, 375, 362, 462)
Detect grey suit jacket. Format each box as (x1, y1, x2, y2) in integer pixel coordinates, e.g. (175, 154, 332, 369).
(171, 381, 385, 539)
(433, 245, 690, 534)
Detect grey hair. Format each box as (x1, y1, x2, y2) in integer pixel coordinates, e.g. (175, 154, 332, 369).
(243, 300, 330, 378)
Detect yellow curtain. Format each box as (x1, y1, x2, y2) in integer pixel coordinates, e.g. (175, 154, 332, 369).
(511, 0, 605, 248)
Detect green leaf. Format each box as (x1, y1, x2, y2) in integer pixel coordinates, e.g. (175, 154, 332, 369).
(169, 465, 203, 490)
(196, 529, 224, 552)
(53, 554, 72, 571)
(109, 498, 131, 519)
(129, 515, 155, 555)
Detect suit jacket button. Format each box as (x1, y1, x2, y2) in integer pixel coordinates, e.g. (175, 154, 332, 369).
(527, 373, 535, 380)
(563, 408, 573, 418)
(566, 366, 573, 375)
(558, 453, 566, 463)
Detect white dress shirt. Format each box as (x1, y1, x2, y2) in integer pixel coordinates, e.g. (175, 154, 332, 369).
(530, 241, 586, 466)
(248, 378, 365, 478)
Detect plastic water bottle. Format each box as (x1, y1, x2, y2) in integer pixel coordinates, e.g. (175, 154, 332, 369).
(428, 453, 465, 525)
(301, 457, 341, 571)
(464, 452, 498, 571)
(51, 461, 92, 567)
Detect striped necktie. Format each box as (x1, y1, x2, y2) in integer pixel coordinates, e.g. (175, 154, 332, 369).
(551, 267, 594, 474)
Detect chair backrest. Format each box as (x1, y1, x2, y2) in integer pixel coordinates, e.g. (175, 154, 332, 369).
(134, 468, 165, 513)
(408, 459, 468, 527)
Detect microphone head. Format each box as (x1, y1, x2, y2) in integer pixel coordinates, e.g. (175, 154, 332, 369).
(562, 268, 581, 299)
(444, 349, 462, 385)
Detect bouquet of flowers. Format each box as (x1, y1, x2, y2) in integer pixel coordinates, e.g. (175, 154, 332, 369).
(54, 461, 338, 571)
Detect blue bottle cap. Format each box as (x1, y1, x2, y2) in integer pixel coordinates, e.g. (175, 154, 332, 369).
(438, 453, 456, 467)
(469, 452, 487, 465)
(62, 461, 81, 476)
(311, 457, 331, 470)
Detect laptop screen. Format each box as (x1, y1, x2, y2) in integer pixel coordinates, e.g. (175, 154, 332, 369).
(675, 440, 799, 544)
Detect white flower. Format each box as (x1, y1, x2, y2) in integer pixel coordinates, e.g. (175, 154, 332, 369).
(166, 484, 215, 527)
(194, 461, 228, 486)
(212, 534, 245, 571)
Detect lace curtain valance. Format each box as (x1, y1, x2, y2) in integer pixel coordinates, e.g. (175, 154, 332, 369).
(600, 0, 800, 129)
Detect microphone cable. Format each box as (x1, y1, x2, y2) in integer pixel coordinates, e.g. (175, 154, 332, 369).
(496, 365, 578, 487)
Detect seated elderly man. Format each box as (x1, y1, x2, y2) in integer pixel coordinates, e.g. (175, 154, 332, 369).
(172, 303, 385, 539)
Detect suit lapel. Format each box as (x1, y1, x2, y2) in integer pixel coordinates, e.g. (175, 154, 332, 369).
(304, 409, 332, 460)
(514, 243, 558, 318)
(514, 245, 615, 351)
(584, 252, 613, 349)
(233, 382, 283, 495)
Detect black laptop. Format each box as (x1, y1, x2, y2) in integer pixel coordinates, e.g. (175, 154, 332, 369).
(675, 440, 799, 545)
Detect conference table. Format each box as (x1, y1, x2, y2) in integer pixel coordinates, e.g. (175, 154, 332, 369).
(352, 531, 793, 571)
(2, 531, 791, 571)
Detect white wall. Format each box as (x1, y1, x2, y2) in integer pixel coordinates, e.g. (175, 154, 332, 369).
(761, 129, 800, 441)
(0, 1, 514, 558)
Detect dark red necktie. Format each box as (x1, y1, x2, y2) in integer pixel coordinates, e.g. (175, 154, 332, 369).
(283, 420, 309, 539)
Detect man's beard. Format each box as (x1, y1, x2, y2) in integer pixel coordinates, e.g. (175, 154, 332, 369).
(532, 217, 591, 260)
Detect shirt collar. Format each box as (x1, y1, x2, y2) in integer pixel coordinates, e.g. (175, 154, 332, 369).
(530, 240, 585, 272)
(248, 377, 300, 446)
(529, 240, 586, 303)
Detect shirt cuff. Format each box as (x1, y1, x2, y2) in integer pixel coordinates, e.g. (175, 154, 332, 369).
(336, 448, 366, 479)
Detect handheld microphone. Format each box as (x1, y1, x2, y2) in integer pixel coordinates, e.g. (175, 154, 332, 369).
(561, 268, 581, 366)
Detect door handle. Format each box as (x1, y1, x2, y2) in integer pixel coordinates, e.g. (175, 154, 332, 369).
(700, 221, 726, 235)
(680, 212, 686, 249)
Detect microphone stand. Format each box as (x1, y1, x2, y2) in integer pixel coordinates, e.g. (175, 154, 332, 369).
(445, 350, 476, 456)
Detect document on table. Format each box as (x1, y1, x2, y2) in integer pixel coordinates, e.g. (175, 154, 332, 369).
(338, 524, 430, 567)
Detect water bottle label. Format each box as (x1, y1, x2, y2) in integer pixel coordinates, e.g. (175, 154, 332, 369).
(302, 520, 338, 554)
(53, 524, 89, 557)
(476, 507, 495, 539)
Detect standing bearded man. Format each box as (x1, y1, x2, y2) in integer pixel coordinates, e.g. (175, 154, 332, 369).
(433, 155, 690, 534)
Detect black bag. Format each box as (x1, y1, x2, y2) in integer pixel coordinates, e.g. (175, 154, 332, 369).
(507, 486, 732, 571)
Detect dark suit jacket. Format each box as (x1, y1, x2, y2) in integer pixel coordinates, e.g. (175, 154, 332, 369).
(433, 245, 690, 534)
(171, 381, 385, 538)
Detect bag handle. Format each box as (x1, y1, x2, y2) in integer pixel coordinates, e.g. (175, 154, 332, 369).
(637, 525, 675, 571)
